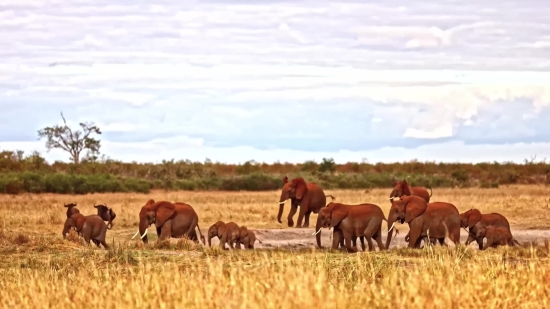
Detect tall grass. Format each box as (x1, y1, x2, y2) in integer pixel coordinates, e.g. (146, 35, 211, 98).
(1, 186, 550, 308)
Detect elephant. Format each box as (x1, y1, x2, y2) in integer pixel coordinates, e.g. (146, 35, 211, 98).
(62, 213, 110, 249)
(207, 221, 241, 250)
(388, 179, 432, 203)
(94, 204, 116, 229)
(64, 202, 80, 218)
(313, 202, 388, 252)
(237, 226, 263, 249)
(385, 195, 461, 249)
(476, 226, 519, 249)
(277, 176, 335, 228)
(459, 208, 520, 249)
(131, 199, 205, 244)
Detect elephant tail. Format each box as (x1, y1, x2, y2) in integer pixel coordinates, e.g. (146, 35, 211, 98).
(195, 222, 205, 241)
(426, 185, 433, 197)
(325, 195, 336, 201)
(256, 237, 264, 244)
(512, 237, 521, 246)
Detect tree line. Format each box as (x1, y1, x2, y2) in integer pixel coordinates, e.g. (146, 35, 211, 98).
(0, 113, 548, 194)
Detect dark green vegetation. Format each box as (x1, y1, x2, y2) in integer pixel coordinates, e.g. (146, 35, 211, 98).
(1, 150, 549, 194)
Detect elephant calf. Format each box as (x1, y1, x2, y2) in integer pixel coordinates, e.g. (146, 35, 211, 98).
(62, 214, 110, 250)
(238, 226, 263, 249)
(477, 226, 518, 250)
(207, 221, 241, 250)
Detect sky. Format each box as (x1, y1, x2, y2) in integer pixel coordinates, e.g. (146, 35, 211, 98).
(1, 0, 550, 164)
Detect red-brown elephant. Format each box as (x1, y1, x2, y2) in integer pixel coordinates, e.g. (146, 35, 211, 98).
(277, 176, 334, 228)
(131, 199, 205, 244)
(313, 202, 388, 252)
(386, 195, 461, 249)
(476, 226, 519, 249)
(459, 208, 520, 249)
(388, 179, 432, 203)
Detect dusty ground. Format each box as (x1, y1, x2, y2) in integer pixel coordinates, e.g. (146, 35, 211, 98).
(155, 227, 550, 250)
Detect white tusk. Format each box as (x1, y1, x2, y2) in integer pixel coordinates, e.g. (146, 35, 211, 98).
(140, 228, 148, 239)
(278, 199, 289, 204)
(384, 222, 395, 233)
(388, 197, 394, 201)
(312, 227, 322, 236)
(131, 230, 140, 239)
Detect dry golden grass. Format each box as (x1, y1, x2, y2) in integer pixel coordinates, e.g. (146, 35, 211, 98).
(1, 185, 550, 308)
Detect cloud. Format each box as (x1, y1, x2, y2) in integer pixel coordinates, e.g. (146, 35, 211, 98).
(0, 0, 550, 163)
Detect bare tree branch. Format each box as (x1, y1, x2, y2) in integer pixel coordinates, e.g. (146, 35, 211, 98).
(37, 112, 102, 164)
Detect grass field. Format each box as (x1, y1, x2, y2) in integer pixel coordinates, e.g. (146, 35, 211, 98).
(1, 185, 550, 308)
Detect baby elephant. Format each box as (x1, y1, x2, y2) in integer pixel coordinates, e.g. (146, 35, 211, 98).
(94, 204, 116, 229)
(207, 221, 241, 250)
(476, 226, 517, 250)
(62, 213, 110, 250)
(238, 226, 263, 249)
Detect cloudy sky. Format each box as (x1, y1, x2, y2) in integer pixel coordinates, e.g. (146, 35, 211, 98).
(1, 0, 550, 164)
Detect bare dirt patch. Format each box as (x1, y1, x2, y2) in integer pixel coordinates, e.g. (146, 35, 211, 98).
(205, 227, 550, 250)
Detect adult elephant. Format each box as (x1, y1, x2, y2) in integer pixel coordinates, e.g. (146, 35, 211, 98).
(459, 208, 520, 249)
(277, 176, 333, 228)
(388, 179, 432, 203)
(386, 195, 460, 249)
(312, 202, 388, 252)
(131, 199, 205, 244)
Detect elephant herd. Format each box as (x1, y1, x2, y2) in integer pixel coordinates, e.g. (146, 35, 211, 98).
(60, 176, 522, 252)
(280, 177, 522, 252)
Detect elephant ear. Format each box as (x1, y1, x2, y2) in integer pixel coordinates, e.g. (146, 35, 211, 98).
(292, 177, 308, 200)
(329, 203, 348, 227)
(401, 180, 412, 195)
(146, 199, 155, 205)
(240, 226, 249, 239)
(154, 201, 176, 227)
(467, 209, 482, 228)
(403, 196, 427, 223)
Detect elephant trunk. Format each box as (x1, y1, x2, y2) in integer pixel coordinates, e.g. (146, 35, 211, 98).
(385, 213, 397, 249)
(277, 191, 289, 224)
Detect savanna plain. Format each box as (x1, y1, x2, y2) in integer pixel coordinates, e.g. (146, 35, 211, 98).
(2, 185, 550, 308)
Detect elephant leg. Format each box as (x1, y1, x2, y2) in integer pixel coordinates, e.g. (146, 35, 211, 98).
(374, 233, 385, 251)
(234, 239, 241, 250)
(360, 236, 366, 251)
(343, 230, 357, 253)
(366, 237, 374, 251)
(219, 234, 228, 250)
(408, 228, 422, 249)
(332, 230, 342, 250)
(92, 239, 101, 247)
(295, 205, 307, 228)
(438, 238, 447, 246)
(287, 203, 298, 227)
(303, 210, 313, 228)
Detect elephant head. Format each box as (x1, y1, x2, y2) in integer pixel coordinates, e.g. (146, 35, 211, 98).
(207, 221, 227, 247)
(131, 200, 176, 243)
(312, 202, 349, 248)
(277, 176, 308, 224)
(389, 179, 412, 201)
(460, 208, 482, 228)
(62, 213, 86, 239)
(385, 195, 428, 248)
(476, 226, 487, 239)
(64, 202, 80, 218)
(94, 204, 116, 229)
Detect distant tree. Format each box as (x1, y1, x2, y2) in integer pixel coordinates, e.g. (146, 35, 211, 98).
(37, 112, 102, 165)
